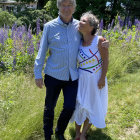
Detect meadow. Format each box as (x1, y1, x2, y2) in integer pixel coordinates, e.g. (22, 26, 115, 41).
(0, 17, 140, 140)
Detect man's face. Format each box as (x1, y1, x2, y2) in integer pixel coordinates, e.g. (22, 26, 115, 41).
(59, 0, 75, 20)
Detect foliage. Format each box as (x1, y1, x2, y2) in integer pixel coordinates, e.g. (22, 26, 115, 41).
(75, 0, 108, 20)
(15, 9, 52, 32)
(45, 0, 140, 26)
(45, 0, 58, 18)
(0, 9, 22, 28)
(0, 24, 41, 73)
(45, 0, 109, 21)
(99, 19, 140, 80)
(106, 0, 140, 23)
(16, 0, 35, 3)
(15, 0, 49, 9)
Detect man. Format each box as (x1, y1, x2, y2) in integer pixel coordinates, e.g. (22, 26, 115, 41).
(34, 0, 109, 140)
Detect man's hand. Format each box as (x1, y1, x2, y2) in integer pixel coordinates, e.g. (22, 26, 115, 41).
(101, 38, 109, 48)
(35, 78, 44, 88)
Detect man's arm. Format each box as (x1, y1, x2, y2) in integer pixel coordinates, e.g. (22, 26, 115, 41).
(34, 24, 49, 88)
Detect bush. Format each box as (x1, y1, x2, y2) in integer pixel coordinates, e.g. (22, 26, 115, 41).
(0, 9, 22, 28)
(15, 9, 52, 32)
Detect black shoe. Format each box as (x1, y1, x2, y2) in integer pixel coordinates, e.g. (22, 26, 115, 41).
(55, 133, 66, 140)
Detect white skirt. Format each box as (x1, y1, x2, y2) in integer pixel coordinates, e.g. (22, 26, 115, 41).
(70, 70, 108, 128)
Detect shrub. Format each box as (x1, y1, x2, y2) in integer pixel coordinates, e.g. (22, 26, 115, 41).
(15, 9, 52, 32)
(0, 9, 22, 28)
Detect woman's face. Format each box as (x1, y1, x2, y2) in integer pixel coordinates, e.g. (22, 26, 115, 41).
(78, 16, 94, 34)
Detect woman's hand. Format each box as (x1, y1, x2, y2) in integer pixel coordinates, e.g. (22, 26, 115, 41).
(98, 78, 105, 89)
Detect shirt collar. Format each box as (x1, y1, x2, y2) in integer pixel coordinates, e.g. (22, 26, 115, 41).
(57, 16, 73, 26)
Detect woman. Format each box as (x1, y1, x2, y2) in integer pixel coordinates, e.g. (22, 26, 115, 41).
(70, 11, 109, 140)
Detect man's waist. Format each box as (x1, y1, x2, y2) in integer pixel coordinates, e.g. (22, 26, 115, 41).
(44, 68, 78, 81)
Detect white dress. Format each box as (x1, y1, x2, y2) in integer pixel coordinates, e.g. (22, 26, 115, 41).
(70, 35, 108, 128)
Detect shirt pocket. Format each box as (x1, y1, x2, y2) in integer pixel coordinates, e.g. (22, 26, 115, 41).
(49, 32, 67, 48)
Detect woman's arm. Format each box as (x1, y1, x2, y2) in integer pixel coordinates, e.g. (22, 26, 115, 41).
(98, 36, 109, 89)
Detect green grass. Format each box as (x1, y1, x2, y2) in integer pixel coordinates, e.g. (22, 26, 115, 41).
(0, 70, 140, 140)
(0, 73, 45, 140)
(67, 71, 140, 140)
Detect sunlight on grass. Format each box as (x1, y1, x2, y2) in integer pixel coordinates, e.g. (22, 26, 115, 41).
(65, 71, 140, 140)
(0, 71, 140, 140)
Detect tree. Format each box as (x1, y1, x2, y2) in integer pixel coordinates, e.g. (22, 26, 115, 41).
(44, 0, 140, 26)
(75, 0, 108, 20)
(45, 0, 108, 20)
(107, 0, 140, 21)
(124, 0, 140, 19)
(106, 0, 126, 23)
(45, 0, 57, 18)
(16, 0, 49, 9)
(16, 0, 35, 3)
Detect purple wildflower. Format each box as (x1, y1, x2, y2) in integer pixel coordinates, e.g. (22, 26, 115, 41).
(111, 19, 114, 28)
(99, 19, 103, 29)
(0, 29, 5, 45)
(36, 18, 41, 35)
(136, 21, 140, 30)
(27, 41, 34, 55)
(18, 26, 24, 40)
(13, 57, 16, 70)
(127, 20, 132, 29)
(113, 26, 117, 32)
(135, 31, 139, 41)
(108, 23, 111, 30)
(44, 19, 47, 24)
(123, 30, 128, 35)
(27, 26, 34, 55)
(118, 16, 124, 27)
(134, 19, 139, 26)
(0, 27, 8, 45)
(37, 40, 40, 50)
(99, 19, 103, 35)
(126, 35, 132, 42)
(28, 25, 32, 39)
(11, 23, 17, 39)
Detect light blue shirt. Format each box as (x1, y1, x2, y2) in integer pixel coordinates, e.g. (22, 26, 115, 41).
(34, 16, 81, 81)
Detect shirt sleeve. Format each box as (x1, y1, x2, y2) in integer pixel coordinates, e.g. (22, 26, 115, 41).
(34, 24, 49, 79)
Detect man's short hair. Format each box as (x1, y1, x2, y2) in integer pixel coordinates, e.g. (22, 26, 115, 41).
(57, 0, 76, 9)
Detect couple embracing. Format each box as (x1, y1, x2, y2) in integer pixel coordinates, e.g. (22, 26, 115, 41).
(34, 0, 109, 140)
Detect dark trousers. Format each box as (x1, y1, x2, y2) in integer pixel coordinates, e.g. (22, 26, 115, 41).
(43, 74, 78, 140)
